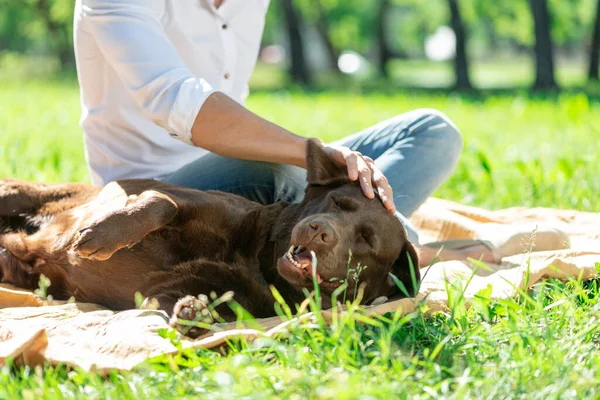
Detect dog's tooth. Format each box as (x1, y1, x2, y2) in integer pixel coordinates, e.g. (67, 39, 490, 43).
(294, 245, 307, 255)
(317, 274, 323, 284)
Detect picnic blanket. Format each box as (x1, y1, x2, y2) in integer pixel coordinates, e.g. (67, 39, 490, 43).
(1, 198, 599, 372)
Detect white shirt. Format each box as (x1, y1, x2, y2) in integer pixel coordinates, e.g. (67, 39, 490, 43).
(74, 0, 270, 185)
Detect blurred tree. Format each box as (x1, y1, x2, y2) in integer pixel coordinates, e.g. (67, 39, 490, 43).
(295, 0, 377, 56)
(0, 0, 74, 69)
(388, 0, 446, 58)
(447, 0, 472, 90)
(469, 0, 533, 51)
(0, 3, 31, 51)
(311, 0, 341, 73)
(261, 0, 283, 45)
(588, 0, 600, 80)
(549, 0, 595, 51)
(281, 0, 312, 85)
(1, 0, 598, 88)
(33, 0, 74, 68)
(377, 0, 392, 77)
(529, 0, 558, 90)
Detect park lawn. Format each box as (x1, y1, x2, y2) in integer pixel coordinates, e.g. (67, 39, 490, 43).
(1, 80, 600, 399)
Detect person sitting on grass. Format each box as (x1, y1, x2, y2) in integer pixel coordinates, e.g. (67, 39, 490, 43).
(73, 0, 490, 266)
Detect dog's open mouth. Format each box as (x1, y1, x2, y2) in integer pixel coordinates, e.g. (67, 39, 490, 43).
(284, 245, 312, 269)
(282, 245, 325, 284)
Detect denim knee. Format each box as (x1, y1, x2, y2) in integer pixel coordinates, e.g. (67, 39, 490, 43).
(409, 108, 463, 166)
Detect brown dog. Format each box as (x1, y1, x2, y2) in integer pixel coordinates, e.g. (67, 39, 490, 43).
(0, 140, 419, 337)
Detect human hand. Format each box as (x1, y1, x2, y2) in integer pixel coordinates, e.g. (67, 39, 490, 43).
(320, 143, 396, 213)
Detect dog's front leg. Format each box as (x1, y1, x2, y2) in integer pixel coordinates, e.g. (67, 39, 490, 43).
(72, 190, 178, 260)
(142, 260, 276, 338)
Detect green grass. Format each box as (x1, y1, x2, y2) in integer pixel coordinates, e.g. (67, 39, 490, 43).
(1, 79, 600, 399)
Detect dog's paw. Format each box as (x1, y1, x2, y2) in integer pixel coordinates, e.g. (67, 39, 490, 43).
(73, 226, 137, 261)
(169, 295, 214, 339)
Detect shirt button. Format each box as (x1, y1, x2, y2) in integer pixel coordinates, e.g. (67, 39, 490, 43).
(224, 73, 230, 79)
(222, 24, 227, 29)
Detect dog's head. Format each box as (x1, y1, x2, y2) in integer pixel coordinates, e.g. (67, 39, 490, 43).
(276, 139, 420, 304)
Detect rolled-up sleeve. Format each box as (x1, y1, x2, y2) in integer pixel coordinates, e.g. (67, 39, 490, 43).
(79, 0, 215, 144)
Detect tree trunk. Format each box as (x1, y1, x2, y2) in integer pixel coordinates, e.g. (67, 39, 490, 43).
(312, 0, 340, 73)
(33, 0, 74, 69)
(588, 0, 600, 81)
(529, 0, 557, 90)
(377, 0, 392, 78)
(447, 0, 472, 90)
(281, 0, 312, 86)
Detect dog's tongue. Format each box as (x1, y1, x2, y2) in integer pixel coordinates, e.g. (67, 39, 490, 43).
(295, 250, 312, 267)
(293, 248, 324, 283)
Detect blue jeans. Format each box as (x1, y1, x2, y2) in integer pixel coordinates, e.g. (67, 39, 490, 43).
(165, 108, 463, 245)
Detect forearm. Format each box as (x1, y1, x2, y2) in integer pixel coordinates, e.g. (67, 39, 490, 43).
(191, 92, 308, 168)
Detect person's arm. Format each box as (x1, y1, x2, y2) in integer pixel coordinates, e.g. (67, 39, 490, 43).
(79, 0, 396, 211)
(190, 92, 308, 168)
(190, 92, 396, 211)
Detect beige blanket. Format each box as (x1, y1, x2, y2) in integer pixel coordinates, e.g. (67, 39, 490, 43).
(1, 198, 599, 372)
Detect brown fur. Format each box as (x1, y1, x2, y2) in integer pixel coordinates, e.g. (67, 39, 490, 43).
(0, 140, 419, 337)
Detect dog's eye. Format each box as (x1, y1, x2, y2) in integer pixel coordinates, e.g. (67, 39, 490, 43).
(331, 197, 342, 209)
(331, 197, 359, 212)
(359, 227, 376, 248)
(361, 234, 372, 247)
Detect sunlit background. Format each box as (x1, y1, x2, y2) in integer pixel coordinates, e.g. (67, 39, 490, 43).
(1, 0, 600, 91)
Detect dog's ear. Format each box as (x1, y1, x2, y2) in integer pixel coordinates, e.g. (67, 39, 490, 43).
(387, 241, 420, 298)
(306, 139, 349, 186)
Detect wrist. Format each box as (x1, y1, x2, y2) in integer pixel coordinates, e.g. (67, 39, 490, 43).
(293, 137, 310, 168)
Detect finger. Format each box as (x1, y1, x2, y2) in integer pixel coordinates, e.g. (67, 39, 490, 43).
(345, 152, 359, 181)
(356, 156, 375, 199)
(363, 155, 374, 164)
(365, 159, 396, 213)
(377, 179, 396, 213)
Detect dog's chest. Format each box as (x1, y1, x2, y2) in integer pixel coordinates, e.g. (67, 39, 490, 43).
(145, 207, 259, 264)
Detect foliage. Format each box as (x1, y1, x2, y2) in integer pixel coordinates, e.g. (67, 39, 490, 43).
(295, 0, 378, 54)
(1, 0, 599, 75)
(0, 0, 74, 66)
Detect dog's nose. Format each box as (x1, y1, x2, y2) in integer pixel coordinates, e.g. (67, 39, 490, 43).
(308, 219, 335, 245)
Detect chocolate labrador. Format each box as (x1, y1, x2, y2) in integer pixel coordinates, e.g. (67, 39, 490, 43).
(0, 140, 419, 337)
